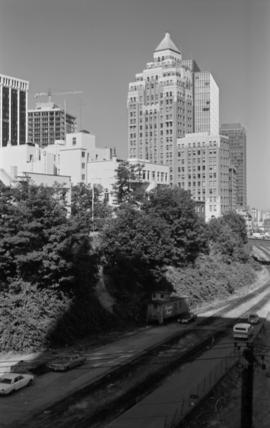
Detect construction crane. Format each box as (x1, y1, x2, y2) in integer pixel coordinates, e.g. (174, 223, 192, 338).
(34, 89, 83, 103)
(34, 89, 84, 130)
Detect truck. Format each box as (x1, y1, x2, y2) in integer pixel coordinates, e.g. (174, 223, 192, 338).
(146, 291, 189, 325)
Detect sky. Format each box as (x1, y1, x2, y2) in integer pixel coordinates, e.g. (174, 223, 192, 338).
(0, 0, 269, 209)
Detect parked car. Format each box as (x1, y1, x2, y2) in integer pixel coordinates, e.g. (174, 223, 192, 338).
(10, 358, 49, 375)
(248, 313, 260, 325)
(47, 355, 86, 372)
(0, 373, 34, 395)
(177, 312, 197, 324)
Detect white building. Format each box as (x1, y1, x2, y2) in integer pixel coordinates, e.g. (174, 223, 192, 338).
(0, 142, 71, 207)
(47, 131, 112, 185)
(0, 142, 56, 184)
(0, 130, 113, 187)
(177, 132, 230, 221)
(87, 158, 169, 205)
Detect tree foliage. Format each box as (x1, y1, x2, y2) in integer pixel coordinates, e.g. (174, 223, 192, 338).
(113, 160, 147, 205)
(0, 182, 102, 350)
(207, 211, 248, 261)
(142, 186, 209, 265)
(100, 186, 208, 320)
(71, 183, 112, 230)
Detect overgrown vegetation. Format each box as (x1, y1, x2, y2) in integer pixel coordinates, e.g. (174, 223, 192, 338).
(0, 172, 259, 351)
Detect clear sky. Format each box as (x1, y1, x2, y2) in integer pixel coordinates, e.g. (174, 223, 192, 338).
(0, 0, 269, 209)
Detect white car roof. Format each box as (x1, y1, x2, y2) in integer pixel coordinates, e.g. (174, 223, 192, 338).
(233, 322, 251, 329)
(0, 373, 18, 380)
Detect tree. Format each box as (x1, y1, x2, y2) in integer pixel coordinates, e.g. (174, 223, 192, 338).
(0, 183, 99, 292)
(207, 212, 249, 262)
(71, 183, 112, 230)
(100, 205, 174, 320)
(114, 160, 146, 205)
(0, 182, 103, 350)
(222, 212, 248, 244)
(142, 186, 209, 265)
(100, 187, 209, 320)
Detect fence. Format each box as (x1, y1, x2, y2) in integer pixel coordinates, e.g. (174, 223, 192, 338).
(164, 349, 239, 428)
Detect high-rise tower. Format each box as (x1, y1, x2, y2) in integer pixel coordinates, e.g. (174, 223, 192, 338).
(0, 74, 29, 147)
(127, 33, 193, 183)
(220, 123, 247, 208)
(194, 71, 219, 135)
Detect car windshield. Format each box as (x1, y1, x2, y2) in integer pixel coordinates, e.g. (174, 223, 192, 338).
(0, 378, 12, 384)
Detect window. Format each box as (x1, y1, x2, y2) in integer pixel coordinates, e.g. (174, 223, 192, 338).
(81, 174, 85, 181)
(72, 137, 76, 146)
(81, 151, 85, 158)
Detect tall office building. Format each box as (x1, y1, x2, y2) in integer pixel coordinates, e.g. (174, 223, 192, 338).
(127, 33, 220, 185)
(220, 123, 247, 208)
(177, 133, 230, 220)
(194, 72, 219, 135)
(28, 102, 77, 147)
(127, 33, 193, 183)
(0, 74, 29, 147)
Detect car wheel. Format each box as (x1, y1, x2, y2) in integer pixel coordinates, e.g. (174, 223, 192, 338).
(27, 380, 33, 386)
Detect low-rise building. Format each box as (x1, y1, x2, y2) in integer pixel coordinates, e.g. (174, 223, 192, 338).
(87, 157, 170, 205)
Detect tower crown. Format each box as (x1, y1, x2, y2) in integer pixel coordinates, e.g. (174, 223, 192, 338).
(155, 32, 181, 54)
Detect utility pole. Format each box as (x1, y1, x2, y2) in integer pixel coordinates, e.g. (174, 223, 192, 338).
(241, 345, 254, 428)
(91, 183, 95, 232)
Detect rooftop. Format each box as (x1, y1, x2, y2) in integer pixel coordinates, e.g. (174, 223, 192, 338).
(155, 33, 181, 54)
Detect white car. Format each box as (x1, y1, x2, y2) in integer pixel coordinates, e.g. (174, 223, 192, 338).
(0, 373, 34, 395)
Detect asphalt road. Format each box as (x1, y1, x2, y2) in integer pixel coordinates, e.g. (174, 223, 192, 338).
(0, 265, 269, 428)
(106, 299, 270, 428)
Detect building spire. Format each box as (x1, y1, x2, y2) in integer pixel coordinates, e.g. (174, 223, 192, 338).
(155, 32, 181, 54)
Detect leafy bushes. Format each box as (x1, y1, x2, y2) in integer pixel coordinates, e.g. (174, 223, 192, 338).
(0, 183, 102, 351)
(207, 212, 249, 262)
(166, 254, 257, 309)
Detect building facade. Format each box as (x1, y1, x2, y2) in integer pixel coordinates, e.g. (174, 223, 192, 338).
(127, 33, 193, 184)
(177, 133, 230, 221)
(194, 72, 219, 135)
(57, 131, 112, 184)
(220, 123, 247, 208)
(127, 34, 221, 187)
(0, 74, 29, 147)
(87, 158, 169, 205)
(28, 102, 77, 147)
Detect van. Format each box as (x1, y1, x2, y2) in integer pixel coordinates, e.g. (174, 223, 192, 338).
(233, 323, 253, 340)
